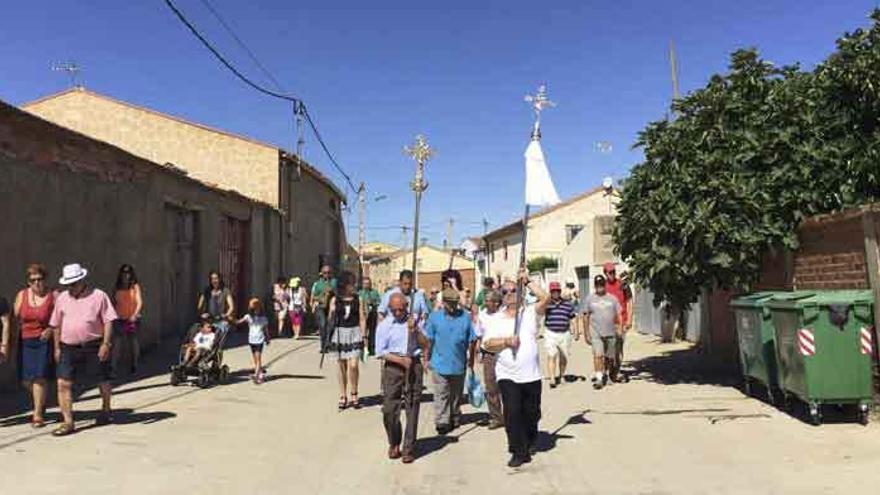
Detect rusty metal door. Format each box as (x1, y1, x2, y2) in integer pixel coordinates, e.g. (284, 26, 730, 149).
(219, 215, 249, 311)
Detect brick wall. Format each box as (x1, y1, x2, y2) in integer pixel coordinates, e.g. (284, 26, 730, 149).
(793, 215, 869, 290)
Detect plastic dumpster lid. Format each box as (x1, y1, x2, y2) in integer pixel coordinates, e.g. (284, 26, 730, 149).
(797, 290, 875, 307)
(730, 291, 795, 309)
(765, 291, 817, 310)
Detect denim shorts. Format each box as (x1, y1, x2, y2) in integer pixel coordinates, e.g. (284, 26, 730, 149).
(249, 343, 265, 354)
(20, 338, 51, 382)
(57, 341, 113, 382)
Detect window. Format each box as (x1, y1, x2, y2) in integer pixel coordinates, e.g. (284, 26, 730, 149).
(503, 240, 509, 261)
(566, 224, 585, 244)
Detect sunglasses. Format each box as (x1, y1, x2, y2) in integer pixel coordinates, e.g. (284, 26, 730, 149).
(29, 277, 44, 283)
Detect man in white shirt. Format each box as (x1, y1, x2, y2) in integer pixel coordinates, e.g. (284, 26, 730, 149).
(475, 290, 504, 429)
(481, 270, 550, 468)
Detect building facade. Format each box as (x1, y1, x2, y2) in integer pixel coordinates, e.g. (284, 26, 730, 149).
(22, 88, 346, 280)
(369, 245, 475, 293)
(0, 100, 281, 390)
(482, 187, 618, 282)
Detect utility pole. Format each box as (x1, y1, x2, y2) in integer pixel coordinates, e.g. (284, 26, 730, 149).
(294, 101, 305, 178)
(404, 135, 434, 289)
(400, 226, 410, 251)
(445, 217, 455, 251)
(669, 40, 681, 113)
(482, 217, 490, 280)
(357, 182, 366, 282)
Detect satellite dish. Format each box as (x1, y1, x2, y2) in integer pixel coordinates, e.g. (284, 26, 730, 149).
(602, 177, 614, 191)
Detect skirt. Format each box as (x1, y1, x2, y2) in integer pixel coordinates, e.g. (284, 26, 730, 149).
(20, 338, 51, 382)
(327, 326, 363, 360)
(289, 308, 303, 326)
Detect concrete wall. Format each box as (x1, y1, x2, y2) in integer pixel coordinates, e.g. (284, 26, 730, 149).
(284, 161, 344, 279)
(23, 89, 346, 287)
(24, 89, 279, 205)
(0, 101, 280, 391)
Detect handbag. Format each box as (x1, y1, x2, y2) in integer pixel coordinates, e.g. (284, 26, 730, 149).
(467, 371, 485, 409)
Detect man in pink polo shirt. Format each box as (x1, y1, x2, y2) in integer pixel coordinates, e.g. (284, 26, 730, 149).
(50, 263, 117, 436)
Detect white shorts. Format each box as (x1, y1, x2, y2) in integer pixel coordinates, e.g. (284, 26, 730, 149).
(544, 330, 572, 359)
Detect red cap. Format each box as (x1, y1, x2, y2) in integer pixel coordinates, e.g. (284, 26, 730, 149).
(549, 281, 562, 291)
(603, 262, 616, 273)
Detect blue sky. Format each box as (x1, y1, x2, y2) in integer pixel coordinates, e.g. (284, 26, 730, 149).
(1, 0, 877, 246)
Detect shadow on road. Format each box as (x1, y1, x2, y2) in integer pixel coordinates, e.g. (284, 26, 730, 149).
(598, 407, 732, 416)
(627, 346, 740, 387)
(0, 331, 319, 422)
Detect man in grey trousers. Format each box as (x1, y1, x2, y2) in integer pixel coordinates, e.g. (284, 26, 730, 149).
(425, 288, 478, 435)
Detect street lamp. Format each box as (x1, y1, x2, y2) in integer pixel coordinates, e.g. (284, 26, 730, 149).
(404, 134, 435, 288)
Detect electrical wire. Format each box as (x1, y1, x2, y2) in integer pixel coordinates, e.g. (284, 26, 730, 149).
(162, 0, 358, 193)
(198, 0, 285, 92)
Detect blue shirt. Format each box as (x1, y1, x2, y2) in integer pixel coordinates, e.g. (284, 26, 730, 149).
(378, 288, 429, 318)
(375, 315, 422, 358)
(425, 309, 477, 375)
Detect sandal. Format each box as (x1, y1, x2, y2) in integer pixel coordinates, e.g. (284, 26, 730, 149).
(51, 423, 75, 437)
(31, 417, 46, 429)
(338, 396, 348, 410)
(350, 393, 361, 409)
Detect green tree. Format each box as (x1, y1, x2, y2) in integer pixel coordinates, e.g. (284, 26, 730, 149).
(614, 12, 880, 310)
(527, 256, 558, 274)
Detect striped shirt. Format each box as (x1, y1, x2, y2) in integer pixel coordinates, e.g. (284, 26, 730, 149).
(544, 299, 576, 333)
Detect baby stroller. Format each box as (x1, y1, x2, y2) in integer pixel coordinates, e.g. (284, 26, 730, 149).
(169, 319, 231, 388)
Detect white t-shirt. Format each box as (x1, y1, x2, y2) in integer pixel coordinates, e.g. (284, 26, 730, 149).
(475, 308, 497, 338)
(243, 314, 269, 345)
(481, 307, 542, 384)
(193, 331, 216, 350)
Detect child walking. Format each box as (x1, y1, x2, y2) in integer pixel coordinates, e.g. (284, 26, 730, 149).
(237, 298, 270, 384)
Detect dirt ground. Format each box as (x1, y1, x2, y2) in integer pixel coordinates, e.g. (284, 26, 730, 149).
(1, 331, 878, 495)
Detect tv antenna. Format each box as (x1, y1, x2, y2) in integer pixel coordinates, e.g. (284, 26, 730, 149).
(51, 62, 83, 88)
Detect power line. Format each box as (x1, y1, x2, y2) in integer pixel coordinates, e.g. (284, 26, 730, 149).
(198, 0, 285, 92)
(162, 0, 358, 193)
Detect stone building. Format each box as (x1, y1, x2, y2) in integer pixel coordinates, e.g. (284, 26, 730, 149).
(22, 87, 346, 280)
(0, 99, 282, 390)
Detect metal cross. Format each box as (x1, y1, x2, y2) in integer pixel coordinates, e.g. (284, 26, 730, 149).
(524, 84, 555, 134)
(404, 134, 434, 193)
(404, 134, 435, 166)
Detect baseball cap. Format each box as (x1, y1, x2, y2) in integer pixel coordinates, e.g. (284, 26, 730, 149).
(442, 287, 460, 303)
(549, 281, 562, 291)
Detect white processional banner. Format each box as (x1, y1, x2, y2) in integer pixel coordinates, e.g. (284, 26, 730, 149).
(524, 139, 561, 207)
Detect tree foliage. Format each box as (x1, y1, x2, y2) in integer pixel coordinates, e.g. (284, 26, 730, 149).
(614, 10, 880, 309)
(527, 256, 558, 274)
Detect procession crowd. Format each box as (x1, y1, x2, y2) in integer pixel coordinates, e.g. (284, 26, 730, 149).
(0, 259, 632, 469)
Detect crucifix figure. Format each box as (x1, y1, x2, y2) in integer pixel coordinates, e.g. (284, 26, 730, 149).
(524, 84, 555, 140)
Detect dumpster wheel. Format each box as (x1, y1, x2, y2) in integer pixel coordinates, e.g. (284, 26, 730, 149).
(808, 402, 822, 426)
(858, 404, 870, 426)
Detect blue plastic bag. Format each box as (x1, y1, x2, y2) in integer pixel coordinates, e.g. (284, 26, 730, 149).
(467, 371, 485, 409)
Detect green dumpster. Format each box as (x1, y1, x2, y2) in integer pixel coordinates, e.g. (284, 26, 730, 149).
(767, 291, 875, 425)
(731, 291, 797, 404)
